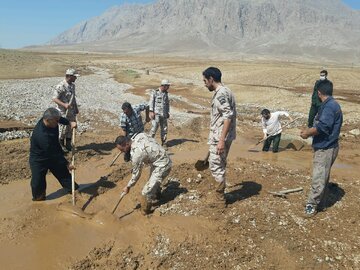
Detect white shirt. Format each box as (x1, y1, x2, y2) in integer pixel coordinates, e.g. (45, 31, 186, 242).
(261, 111, 289, 136)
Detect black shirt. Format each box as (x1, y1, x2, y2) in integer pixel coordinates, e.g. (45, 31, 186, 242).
(30, 117, 69, 162)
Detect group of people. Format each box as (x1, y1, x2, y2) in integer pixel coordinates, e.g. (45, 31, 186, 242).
(29, 67, 342, 218)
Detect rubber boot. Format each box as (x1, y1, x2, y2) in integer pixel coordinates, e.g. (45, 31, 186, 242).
(140, 195, 152, 215)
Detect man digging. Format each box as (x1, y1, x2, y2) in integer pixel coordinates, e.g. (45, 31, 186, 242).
(29, 108, 79, 201)
(115, 133, 172, 215)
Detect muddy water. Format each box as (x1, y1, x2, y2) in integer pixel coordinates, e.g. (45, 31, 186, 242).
(0, 162, 114, 270)
(170, 134, 359, 180)
(0, 134, 358, 269)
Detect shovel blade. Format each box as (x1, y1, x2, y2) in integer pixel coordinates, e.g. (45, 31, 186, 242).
(57, 202, 93, 219)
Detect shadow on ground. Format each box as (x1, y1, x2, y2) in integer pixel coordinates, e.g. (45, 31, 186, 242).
(46, 176, 116, 204)
(226, 181, 262, 205)
(166, 138, 199, 148)
(76, 142, 115, 155)
(156, 180, 188, 206)
(323, 182, 345, 209)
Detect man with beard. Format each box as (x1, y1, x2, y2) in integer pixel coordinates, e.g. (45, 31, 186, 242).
(202, 67, 237, 205)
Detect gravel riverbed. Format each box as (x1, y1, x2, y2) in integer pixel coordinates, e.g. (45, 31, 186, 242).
(0, 67, 197, 140)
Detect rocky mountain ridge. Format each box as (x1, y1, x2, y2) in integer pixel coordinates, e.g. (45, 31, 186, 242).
(47, 0, 360, 61)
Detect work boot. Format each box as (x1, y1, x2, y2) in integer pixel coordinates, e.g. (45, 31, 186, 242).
(65, 138, 72, 152)
(140, 195, 152, 215)
(209, 181, 226, 208)
(32, 192, 46, 201)
(155, 186, 162, 201)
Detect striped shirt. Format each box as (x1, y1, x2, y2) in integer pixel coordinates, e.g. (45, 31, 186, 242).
(120, 103, 148, 137)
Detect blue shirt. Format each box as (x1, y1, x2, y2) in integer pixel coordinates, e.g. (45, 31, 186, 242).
(120, 103, 148, 137)
(313, 96, 343, 150)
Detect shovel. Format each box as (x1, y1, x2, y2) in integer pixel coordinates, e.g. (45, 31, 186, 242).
(111, 191, 126, 214)
(248, 117, 300, 152)
(195, 151, 210, 171)
(71, 127, 76, 205)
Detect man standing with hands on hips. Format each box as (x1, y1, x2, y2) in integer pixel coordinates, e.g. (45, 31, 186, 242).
(202, 67, 237, 206)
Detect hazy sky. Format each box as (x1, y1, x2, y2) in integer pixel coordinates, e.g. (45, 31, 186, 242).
(0, 0, 359, 49)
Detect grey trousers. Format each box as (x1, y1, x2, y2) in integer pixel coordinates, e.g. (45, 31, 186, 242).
(150, 115, 168, 142)
(307, 146, 339, 207)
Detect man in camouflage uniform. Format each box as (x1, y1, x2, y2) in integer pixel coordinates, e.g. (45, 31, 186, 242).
(120, 101, 150, 162)
(202, 67, 237, 205)
(115, 133, 172, 215)
(53, 68, 79, 152)
(149, 79, 170, 146)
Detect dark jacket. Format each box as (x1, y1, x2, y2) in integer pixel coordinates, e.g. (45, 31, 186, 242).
(30, 117, 69, 162)
(313, 96, 343, 150)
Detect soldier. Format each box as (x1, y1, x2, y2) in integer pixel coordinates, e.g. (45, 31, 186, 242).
(119, 101, 150, 162)
(202, 67, 236, 205)
(53, 68, 80, 152)
(115, 133, 172, 215)
(149, 79, 170, 146)
(308, 70, 333, 127)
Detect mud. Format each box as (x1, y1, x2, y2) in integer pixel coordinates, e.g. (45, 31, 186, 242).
(1, 53, 360, 269)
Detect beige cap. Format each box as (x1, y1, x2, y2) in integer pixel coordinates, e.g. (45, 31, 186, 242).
(65, 68, 80, 77)
(161, 79, 171, 86)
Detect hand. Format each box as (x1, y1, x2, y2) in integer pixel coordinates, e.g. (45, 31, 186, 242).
(149, 111, 155, 120)
(64, 103, 71, 110)
(263, 134, 267, 140)
(70, 122, 77, 129)
(300, 129, 309, 139)
(68, 164, 76, 171)
(216, 140, 225, 155)
(123, 186, 130, 194)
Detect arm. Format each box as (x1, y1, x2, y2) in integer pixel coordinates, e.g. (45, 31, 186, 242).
(261, 118, 267, 139)
(119, 113, 128, 136)
(216, 93, 234, 154)
(53, 98, 70, 110)
(300, 127, 318, 139)
(148, 91, 155, 119)
(123, 150, 144, 193)
(137, 103, 151, 122)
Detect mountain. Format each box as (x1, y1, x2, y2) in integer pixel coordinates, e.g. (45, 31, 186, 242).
(47, 0, 360, 61)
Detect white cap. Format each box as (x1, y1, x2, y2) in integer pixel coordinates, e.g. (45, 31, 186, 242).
(161, 79, 171, 86)
(65, 68, 80, 77)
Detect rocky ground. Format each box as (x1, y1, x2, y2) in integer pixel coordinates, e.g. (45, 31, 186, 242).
(0, 51, 359, 270)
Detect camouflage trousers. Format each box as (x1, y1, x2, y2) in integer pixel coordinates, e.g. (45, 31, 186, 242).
(208, 140, 232, 183)
(142, 161, 172, 199)
(307, 146, 339, 207)
(150, 115, 168, 142)
(59, 112, 76, 140)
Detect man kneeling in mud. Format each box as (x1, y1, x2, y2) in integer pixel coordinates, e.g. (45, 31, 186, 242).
(115, 133, 172, 215)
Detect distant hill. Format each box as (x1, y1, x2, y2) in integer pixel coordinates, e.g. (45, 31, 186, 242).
(47, 0, 360, 62)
